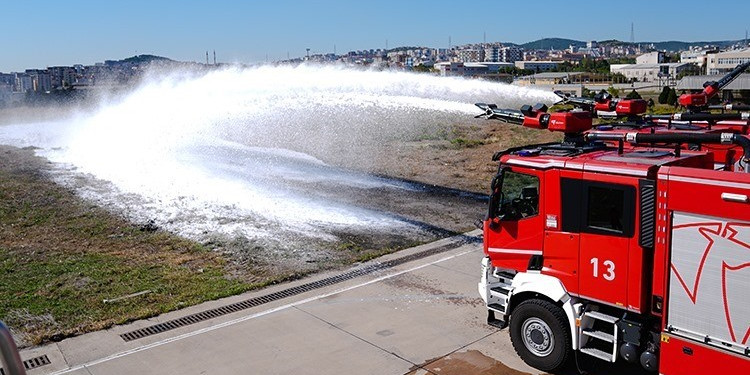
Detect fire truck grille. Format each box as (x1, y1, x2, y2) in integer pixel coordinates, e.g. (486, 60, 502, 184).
(639, 179, 657, 249)
(119, 234, 479, 342)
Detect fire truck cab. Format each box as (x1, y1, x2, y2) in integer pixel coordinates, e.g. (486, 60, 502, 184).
(478, 135, 750, 373)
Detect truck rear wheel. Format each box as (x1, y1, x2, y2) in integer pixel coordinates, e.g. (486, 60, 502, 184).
(509, 299, 571, 372)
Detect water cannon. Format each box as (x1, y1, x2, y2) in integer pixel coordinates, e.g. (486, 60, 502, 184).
(475, 103, 525, 124)
(679, 61, 750, 111)
(555, 90, 647, 119)
(476, 102, 593, 134)
(554, 90, 595, 112)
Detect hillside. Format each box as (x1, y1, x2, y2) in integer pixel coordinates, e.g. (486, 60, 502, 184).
(520, 38, 585, 50)
(120, 54, 174, 64)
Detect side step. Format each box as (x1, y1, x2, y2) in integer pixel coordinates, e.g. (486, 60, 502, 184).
(580, 347, 613, 362)
(579, 309, 620, 363)
(483, 268, 514, 330)
(490, 285, 511, 296)
(487, 309, 507, 329)
(581, 328, 615, 343)
(488, 303, 506, 315)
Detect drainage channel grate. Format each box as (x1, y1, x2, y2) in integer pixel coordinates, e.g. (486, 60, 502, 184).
(0, 354, 51, 375)
(120, 234, 479, 342)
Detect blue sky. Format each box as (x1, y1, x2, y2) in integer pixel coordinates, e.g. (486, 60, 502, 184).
(2, 0, 749, 72)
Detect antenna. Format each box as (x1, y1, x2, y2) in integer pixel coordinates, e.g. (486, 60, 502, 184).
(630, 22, 635, 43)
(483, 31, 486, 44)
(449, 36, 452, 49)
(206, 51, 209, 64)
(386, 39, 388, 51)
(213, 50, 216, 65)
(334, 44, 336, 55)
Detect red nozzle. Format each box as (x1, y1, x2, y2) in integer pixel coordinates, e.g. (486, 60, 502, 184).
(678, 92, 708, 107)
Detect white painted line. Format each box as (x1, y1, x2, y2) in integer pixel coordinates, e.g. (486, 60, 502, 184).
(47, 247, 477, 375)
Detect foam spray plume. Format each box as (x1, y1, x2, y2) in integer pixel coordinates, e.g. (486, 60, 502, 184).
(0, 64, 556, 267)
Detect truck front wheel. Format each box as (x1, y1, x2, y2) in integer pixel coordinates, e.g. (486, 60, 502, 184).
(509, 299, 571, 372)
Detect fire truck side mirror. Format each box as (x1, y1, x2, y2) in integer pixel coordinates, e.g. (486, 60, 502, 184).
(487, 168, 506, 223)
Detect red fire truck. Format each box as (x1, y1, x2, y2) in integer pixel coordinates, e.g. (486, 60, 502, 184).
(475, 104, 750, 373)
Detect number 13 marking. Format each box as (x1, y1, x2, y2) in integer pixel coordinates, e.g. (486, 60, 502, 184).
(590, 257, 615, 281)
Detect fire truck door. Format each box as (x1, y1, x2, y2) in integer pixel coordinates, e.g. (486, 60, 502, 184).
(485, 167, 544, 271)
(562, 179, 636, 307)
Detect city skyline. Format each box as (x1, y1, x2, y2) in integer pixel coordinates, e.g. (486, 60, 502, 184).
(2, 0, 750, 72)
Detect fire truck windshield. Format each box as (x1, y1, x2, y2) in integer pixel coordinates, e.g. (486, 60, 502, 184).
(495, 170, 539, 220)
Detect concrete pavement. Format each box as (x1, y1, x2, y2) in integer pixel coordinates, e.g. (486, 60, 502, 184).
(12, 231, 639, 375)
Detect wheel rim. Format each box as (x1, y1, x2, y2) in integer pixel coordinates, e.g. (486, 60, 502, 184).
(521, 317, 554, 357)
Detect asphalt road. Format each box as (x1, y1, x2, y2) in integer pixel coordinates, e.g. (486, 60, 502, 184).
(15, 231, 645, 375)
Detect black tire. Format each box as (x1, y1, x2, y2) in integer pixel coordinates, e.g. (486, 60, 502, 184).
(509, 299, 571, 372)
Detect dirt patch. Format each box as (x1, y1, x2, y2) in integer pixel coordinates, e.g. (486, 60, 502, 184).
(327, 119, 561, 194)
(407, 350, 535, 375)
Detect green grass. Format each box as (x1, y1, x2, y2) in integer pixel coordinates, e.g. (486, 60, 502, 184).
(0, 149, 261, 345)
(0, 249, 253, 343)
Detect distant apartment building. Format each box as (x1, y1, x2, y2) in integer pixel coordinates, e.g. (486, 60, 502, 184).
(26, 69, 52, 92)
(483, 46, 522, 63)
(48, 66, 77, 88)
(705, 48, 750, 74)
(14, 73, 33, 92)
(514, 60, 559, 72)
(455, 48, 483, 62)
(636, 51, 664, 64)
(484, 46, 501, 62)
(500, 46, 522, 63)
